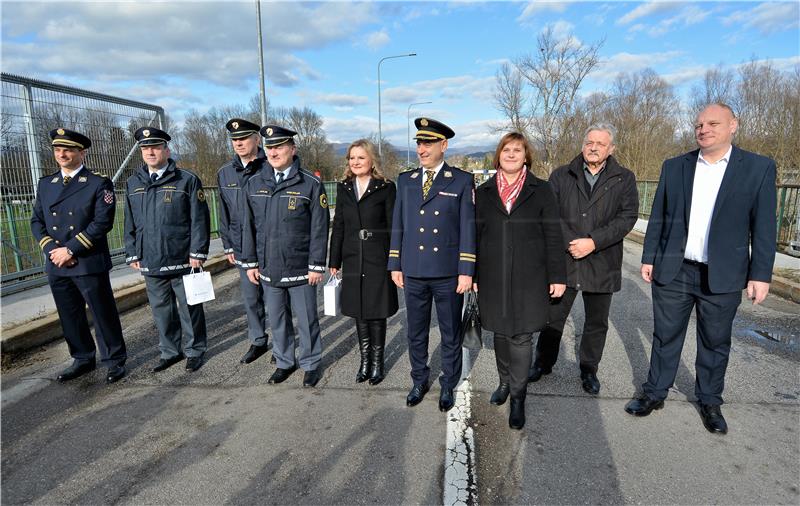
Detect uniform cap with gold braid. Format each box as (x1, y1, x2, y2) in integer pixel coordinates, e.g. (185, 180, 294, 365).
(413, 117, 455, 141)
(259, 124, 297, 147)
(50, 128, 91, 149)
(226, 118, 261, 140)
(134, 126, 171, 146)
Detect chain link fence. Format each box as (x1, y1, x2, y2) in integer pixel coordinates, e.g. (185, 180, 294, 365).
(1, 73, 166, 293)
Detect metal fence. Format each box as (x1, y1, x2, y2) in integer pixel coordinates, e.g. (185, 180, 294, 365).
(1, 73, 165, 292)
(636, 181, 800, 254)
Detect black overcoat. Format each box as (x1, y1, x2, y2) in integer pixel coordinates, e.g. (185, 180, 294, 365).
(328, 177, 399, 320)
(548, 155, 639, 293)
(475, 172, 566, 336)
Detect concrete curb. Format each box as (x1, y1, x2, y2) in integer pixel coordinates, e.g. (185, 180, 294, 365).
(1, 255, 233, 358)
(626, 230, 799, 304)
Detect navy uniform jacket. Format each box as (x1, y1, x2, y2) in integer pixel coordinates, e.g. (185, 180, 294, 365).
(388, 162, 476, 277)
(642, 146, 777, 293)
(241, 156, 329, 287)
(123, 160, 210, 276)
(217, 148, 267, 267)
(31, 168, 115, 276)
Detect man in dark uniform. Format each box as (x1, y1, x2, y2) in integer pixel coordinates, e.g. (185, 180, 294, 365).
(31, 128, 127, 383)
(242, 125, 329, 388)
(217, 118, 271, 364)
(388, 117, 476, 412)
(124, 126, 211, 372)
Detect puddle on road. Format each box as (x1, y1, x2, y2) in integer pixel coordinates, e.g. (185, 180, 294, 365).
(749, 329, 799, 348)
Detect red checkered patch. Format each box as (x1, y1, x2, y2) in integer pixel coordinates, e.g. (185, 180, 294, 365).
(103, 190, 115, 204)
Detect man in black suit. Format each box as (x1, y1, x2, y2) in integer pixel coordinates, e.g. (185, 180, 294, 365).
(31, 128, 127, 383)
(625, 103, 777, 434)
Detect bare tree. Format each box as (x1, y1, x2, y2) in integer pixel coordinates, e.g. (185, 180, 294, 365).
(492, 62, 532, 136)
(689, 65, 737, 115)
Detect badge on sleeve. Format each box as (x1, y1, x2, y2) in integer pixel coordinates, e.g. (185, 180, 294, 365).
(197, 189, 206, 202)
(103, 190, 115, 205)
(320, 194, 328, 209)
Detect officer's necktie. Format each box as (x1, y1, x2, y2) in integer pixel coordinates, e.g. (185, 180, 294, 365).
(150, 173, 158, 184)
(276, 172, 284, 184)
(422, 169, 435, 199)
(62, 175, 71, 186)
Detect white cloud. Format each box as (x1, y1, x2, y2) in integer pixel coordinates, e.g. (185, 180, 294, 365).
(617, 1, 684, 25)
(365, 30, 390, 50)
(315, 93, 370, 107)
(724, 2, 800, 34)
(323, 116, 379, 144)
(517, 1, 569, 22)
(382, 75, 496, 106)
(646, 5, 711, 37)
(593, 51, 684, 81)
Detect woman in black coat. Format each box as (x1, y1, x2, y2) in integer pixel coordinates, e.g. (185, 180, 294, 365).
(474, 132, 566, 429)
(328, 139, 398, 385)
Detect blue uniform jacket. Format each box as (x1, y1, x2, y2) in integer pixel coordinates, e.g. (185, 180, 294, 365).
(31, 168, 115, 276)
(241, 156, 330, 287)
(388, 162, 476, 277)
(642, 146, 776, 293)
(216, 148, 267, 266)
(123, 160, 210, 276)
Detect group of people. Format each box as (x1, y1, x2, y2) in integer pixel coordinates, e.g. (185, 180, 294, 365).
(32, 102, 776, 435)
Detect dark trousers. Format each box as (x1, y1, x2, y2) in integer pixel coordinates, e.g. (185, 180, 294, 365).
(535, 288, 612, 374)
(49, 272, 126, 367)
(404, 276, 464, 389)
(643, 261, 741, 405)
(494, 333, 532, 399)
(237, 267, 267, 345)
(263, 283, 321, 372)
(144, 275, 207, 359)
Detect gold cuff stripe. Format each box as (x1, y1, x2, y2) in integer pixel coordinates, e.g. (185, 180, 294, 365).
(40, 236, 54, 249)
(460, 257, 476, 263)
(76, 233, 92, 249)
(415, 130, 446, 140)
(460, 253, 476, 258)
(389, 253, 400, 258)
(389, 250, 400, 254)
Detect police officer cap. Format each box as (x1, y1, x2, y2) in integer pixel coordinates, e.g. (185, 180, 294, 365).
(413, 117, 455, 141)
(226, 118, 261, 140)
(50, 128, 91, 150)
(260, 124, 297, 147)
(134, 126, 171, 146)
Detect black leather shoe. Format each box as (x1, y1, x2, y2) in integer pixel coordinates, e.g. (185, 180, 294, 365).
(240, 344, 269, 364)
(528, 365, 552, 383)
(699, 403, 728, 434)
(268, 366, 297, 384)
(439, 388, 455, 412)
(106, 365, 126, 384)
(509, 397, 526, 430)
(581, 372, 601, 395)
(57, 361, 96, 382)
(153, 354, 184, 372)
(303, 369, 321, 388)
(624, 395, 665, 416)
(185, 355, 204, 372)
(490, 383, 511, 405)
(406, 383, 429, 407)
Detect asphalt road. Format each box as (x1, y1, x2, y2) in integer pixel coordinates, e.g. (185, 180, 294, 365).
(2, 240, 798, 505)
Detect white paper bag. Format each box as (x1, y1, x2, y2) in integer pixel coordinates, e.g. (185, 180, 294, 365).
(183, 267, 215, 306)
(323, 274, 342, 316)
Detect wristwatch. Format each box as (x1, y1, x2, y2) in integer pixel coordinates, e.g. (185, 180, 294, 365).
(66, 247, 74, 256)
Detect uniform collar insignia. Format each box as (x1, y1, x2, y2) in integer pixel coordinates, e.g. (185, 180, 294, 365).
(410, 172, 419, 179)
(51, 176, 59, 183)
(78, 176, 87, 182)
(444, 171, 452, 178)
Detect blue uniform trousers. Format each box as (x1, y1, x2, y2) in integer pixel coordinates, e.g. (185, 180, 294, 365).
(404, 276, 464, 389)
(263, 283, 321, 371)
(144, 275, 207, 359)
(644, 261, 741, 405)
(49, 272, 126, 367)
(237, 267, 268, 346)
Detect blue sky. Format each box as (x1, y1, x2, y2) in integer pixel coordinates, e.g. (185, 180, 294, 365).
(2, 1, 798, 149)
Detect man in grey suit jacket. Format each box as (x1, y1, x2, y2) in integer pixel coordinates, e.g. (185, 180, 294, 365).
(625, 103, 776, 435)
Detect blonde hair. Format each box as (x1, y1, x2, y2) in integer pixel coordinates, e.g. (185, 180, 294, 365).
(342, 139, 386, 181)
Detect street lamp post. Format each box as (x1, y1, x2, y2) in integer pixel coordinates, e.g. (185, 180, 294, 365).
(407, 101, 432, 167)
(255, 0, 268, 148)
(377, 53, 416, 157)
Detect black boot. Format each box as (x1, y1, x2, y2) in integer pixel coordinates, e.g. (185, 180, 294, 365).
(368, 319, 386, 385)
(355, 319, 371, 383)
(509, 396, 526, 430)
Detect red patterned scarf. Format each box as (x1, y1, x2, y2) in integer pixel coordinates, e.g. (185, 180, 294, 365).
(496, 169, 527, 213)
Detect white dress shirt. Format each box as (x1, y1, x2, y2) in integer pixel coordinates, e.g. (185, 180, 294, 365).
(61, 165, 85, 179)
(421, 161, 444, 181)
(684, 146, 732, 263)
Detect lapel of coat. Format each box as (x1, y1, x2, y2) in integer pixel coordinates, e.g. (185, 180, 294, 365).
(567, 160, 590, 202)
(508, 172, 538, 215)
(585, 158, 620, 209)
(358, 177, 384, 203)
(422, 162, 455, 205)
(709, 146, 742, 227)
(682, 150, 699, 229)
(482, 175, 506, 215)
(52, 168, 91, 206)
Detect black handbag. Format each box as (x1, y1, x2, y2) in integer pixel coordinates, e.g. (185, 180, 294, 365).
(461, 291, 482, 349)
